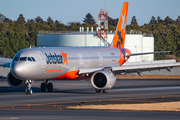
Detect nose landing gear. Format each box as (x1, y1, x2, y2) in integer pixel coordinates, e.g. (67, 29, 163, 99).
(41, 80, 53, 92)
(25, 80, 34, 95)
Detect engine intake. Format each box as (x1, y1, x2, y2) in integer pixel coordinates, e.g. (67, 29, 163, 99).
(91, 71, 116, 90)
(7, 72, 26, 88)
(93, 73, 107, 88)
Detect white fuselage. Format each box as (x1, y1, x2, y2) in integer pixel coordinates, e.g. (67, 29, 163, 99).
(10, 46, 126, 80)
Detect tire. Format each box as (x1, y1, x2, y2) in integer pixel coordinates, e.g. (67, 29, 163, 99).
(102, 90, 108, 93)
(25, 89, 28, 95)
(47, 83, 53, 92)
(41, 83, 46, 92)
(95, 89, 101, 93)
(29, 89, 33, 95)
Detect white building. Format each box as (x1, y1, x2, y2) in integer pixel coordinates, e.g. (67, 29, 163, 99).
(37, 31, 154, 62)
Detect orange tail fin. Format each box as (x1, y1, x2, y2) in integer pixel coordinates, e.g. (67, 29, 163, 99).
(111, 2, 128, 48)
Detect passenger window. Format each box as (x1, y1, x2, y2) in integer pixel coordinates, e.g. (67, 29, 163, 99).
(20, 57, 27, 61)
(28, 57, 32, 61)
(13, 57, 19, 61)
(31, 57, 35, 61)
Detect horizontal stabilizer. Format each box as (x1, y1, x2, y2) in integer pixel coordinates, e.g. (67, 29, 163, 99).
(126, 51, 170, 57)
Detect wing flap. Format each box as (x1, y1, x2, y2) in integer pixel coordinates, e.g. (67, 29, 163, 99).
(123, 59, 176, 65)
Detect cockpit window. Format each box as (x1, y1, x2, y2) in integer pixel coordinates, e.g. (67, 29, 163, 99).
(28, 57, 32, 61)
(13, 57, 19, 61)
(15, 57, 35, 62)
(20, 57, 27, 61)
(31, 57, 35, 61)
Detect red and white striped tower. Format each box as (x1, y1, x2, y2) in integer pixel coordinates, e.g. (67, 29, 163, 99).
(98, 3, 108, 46)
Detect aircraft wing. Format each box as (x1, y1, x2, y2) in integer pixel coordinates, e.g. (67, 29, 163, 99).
(0, 57, 12, 67)
(79, 59, 180, 75)
(112, 59, 180, 75)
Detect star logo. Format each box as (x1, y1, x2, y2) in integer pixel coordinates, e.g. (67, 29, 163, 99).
(60, 50, 68, 66)
(121, 12, 126, 35)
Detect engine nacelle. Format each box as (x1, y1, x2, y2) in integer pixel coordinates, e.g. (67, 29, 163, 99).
(7, 72, 26, 88)
(91, 71, 116, 90)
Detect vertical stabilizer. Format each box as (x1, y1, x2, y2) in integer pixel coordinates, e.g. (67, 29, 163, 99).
(111, 2, 128, 48)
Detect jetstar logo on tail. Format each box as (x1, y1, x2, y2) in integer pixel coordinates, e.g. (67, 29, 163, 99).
(61, 50, 68, 66)
(116, 12, 126, 48)
(121, 12, 126, 35)
(117, 30, 123, 47)
(112, 2, 128, 48)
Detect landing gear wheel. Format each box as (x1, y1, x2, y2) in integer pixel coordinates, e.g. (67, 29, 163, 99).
(25, 88, 33, 95)
(25, 80, 34, 95)
(41, 83, 46, 92)
(41, 80, 53, 92)
(95, 89, 101, 93)
(47, 83, 53, 92)
(29, 89, 33, 95)
(25, 89, 28, 95)
(102, 90, 108, 93)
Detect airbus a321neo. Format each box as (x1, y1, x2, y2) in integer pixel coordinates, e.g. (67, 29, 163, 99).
(1, 2, 180, 95)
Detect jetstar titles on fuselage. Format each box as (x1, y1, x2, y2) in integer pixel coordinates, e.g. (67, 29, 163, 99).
(45, 53, 63, 64)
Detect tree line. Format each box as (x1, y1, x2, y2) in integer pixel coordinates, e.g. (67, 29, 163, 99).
(0, 13, 180, 60)
(127, 16, 180, 60)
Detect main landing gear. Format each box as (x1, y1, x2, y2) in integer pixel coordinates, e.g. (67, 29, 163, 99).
(41, 80, 53, 92)
(95, 89, 108, 93)
(25, 80, 34, 95)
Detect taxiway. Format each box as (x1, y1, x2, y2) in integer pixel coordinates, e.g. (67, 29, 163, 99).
(0, 78, 180, 119)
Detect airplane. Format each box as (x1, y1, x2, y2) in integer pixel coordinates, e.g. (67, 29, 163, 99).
(1, 2, 180, 95)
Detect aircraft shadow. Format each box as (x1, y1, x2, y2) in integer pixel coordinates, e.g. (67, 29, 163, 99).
(0, 87, 95, 94)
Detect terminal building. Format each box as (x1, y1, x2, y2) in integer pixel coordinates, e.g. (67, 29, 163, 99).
(37, 29, 154, 63)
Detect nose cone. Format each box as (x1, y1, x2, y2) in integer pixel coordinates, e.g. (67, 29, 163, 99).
(10, 62, 24, 79)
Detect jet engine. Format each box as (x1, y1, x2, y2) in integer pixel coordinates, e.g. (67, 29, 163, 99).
(7, 72, 26, 88)
(91, 71, 116, 90)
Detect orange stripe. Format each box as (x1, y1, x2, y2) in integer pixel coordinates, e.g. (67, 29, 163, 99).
(52, 70, 79, 80)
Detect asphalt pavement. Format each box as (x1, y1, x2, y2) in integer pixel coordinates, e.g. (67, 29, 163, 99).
(0, 78, 180, 119)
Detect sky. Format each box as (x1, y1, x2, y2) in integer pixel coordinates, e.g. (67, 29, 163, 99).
(0, 0, 180, 26)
